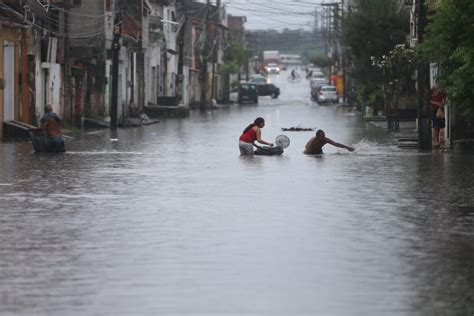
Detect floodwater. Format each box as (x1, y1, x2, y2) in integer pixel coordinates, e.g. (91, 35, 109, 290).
(1, 71, 473, 315)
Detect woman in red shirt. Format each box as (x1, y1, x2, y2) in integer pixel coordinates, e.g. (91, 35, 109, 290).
(431, 86, 446, 148)
(239, 117, 273, 156)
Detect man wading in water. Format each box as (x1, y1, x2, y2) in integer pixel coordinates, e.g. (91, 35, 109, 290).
(40, 104, 65, 152)
(304, 129, 354, 155)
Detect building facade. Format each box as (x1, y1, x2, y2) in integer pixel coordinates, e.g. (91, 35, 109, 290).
(0, 3, 29, 138)
(0, 0, 236, 138)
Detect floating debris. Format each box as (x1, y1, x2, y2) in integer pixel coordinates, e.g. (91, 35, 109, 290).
(281, 127, 314, 132)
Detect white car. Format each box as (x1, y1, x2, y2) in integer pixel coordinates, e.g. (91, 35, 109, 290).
(266, 63, 281, 74)
(310, 77, 328, 89)
(308, 67, 322, 73)
(311, 71, 325, 79)
(316, 85, 339, 104)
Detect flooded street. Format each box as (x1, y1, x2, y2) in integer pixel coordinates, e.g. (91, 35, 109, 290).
(1, 72, 473, 315)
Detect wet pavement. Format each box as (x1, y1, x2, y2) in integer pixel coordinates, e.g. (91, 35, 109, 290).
(1, 71, 474, 315)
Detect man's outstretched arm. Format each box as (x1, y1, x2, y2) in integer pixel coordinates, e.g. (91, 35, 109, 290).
(325, 138, 354, 151)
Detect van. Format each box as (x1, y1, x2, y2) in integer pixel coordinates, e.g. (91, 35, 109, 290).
(238, 83, 258, 104)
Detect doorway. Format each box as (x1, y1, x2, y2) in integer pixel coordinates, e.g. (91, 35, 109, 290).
(3, 41, 15, 121)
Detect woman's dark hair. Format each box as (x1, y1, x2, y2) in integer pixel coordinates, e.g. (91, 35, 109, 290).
(243, 117, 265, 134)
(316, 129, 325, 137)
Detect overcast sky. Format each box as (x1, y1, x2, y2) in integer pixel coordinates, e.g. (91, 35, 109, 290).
(224, 0, 332, 30)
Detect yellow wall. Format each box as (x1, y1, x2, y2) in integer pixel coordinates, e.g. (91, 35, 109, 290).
(0, 25, 21, 137)
(336, 74, 344, 97)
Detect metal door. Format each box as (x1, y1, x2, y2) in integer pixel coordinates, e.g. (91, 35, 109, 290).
(3, 41, 14, 121)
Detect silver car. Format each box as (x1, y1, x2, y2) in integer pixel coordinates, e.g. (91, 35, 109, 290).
(316, 85, 339, 104)
(249, 76, 267, 85)
(310, 77, 328, 89)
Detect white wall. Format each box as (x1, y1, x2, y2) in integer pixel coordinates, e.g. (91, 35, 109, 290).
(39, 63, 61, 117)
(105, 60, 112, 116)
(182, 65, 190, 106)
(118, 47, 128, 119)
(163, 6, 178, 97)
(145, 44, 161, 105)
(35, 46, 44, 120)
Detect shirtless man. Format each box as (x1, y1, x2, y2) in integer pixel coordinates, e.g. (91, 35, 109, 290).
(304, 129, 354, 155)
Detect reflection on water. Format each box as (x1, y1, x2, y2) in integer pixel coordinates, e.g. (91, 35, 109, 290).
(1, 74, 473, 315)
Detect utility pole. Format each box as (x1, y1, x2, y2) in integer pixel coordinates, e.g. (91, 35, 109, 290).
(322, 3, 339, 76)
(324, 6, 328, 56)
(211, 0, 221, 102)
(111, 0, 122, 129)
(200, 0, 211, 111)
(333, 4, 340, 79)
(417, 0, 432, 149)
(341, 0, 347, 103)
(64, 0, 71, 124)
(327, 6, 331, 59)
(211, 40, 216, 101)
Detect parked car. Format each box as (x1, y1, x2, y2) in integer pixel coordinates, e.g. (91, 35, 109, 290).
(307, 67, 322, 73)
(249, 75, 268, 85)
(311, 84, 323, 101)
(265, 63, 281, 74)
(310, 71, 325, 79)
(316, 85, 339, 104)
(256, 83, 280, 99)
(238, 83, 258, 104)
(310, 77, 328, 89)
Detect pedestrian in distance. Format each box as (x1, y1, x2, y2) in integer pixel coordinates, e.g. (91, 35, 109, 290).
(40, 104, 65, 153)
(239, 117, 273, 156)
(430, 85, 446, 148)
(304, 129, 354, 155)
(291, 69, 297, 81)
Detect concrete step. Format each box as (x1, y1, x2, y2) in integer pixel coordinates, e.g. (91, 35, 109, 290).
(3, 120, 36, 139)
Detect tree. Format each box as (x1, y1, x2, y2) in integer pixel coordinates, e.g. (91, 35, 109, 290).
(419, 0, 474, 134)
(226, 41, 252, 80)
(310, 56, 333, 69)
(371, 45, 417, 113)
(342, 0, 409, 109)
(220, 41, 252, 103)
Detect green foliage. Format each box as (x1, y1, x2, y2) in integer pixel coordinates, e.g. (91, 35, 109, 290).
(342, 0, 409, 108)
(221, 41, 252, 75)
(230, 42, 252, 68)
(221, 41, 252, 102)
(372, 45, 417, 112)
(419, 0, 474, 121)
(310, 56, 333, 68)
(220, 61, 238, 75)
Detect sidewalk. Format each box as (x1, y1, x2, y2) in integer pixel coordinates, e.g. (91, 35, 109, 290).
(366, 117, 418, 148)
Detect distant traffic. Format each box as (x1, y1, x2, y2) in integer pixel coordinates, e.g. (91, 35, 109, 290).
(229, 50, 341, 105)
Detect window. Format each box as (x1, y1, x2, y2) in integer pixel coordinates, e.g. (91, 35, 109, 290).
(73, 0, 81, 8)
